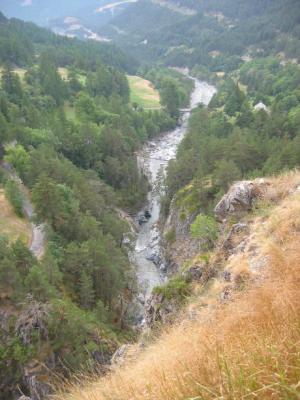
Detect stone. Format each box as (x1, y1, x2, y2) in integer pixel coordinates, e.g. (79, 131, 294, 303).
(111, 344, 133, 366)
(223, 271, 232, 282)
(146, 253, 161, 266)
(182, 261, 215, 283)
(214, 181, 262, 221)
(183, 265, 203, 281)
(144, 292, 178, 328)
(221, 222, 249, 253)
(23, 360, 53, 400)
(15, 297, 49, 345)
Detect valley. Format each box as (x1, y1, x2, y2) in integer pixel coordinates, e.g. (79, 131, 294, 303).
(132, 77, 216, 316)
(0, 1, 299, 400)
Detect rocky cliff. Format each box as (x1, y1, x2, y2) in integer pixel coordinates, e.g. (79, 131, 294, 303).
(144, 174, 298, 329)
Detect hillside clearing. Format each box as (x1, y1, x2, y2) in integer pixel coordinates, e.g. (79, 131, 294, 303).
(0, 188, 31, 244)
(0, 66, 27, 81)
(127, 75, 161, 109)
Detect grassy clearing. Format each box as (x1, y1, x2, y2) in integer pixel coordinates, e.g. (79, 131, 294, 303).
(127, 75, 161, 109)
(0, 66, 27, 81)
(64, 102, 77, 121)
(57, 171, 300, 400)
(58, 67, 69, 80)
(58, 67, 86, 85)
(0, 188, 31, 244)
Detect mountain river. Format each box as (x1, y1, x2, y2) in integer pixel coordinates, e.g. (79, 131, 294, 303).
(130, 76, 216, 322)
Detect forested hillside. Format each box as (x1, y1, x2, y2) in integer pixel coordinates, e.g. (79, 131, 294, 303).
(100, 0, 300, 70)
(0, 12, 180, 400)
(165, 60, 300, 217)
(1, 1, 300, 400)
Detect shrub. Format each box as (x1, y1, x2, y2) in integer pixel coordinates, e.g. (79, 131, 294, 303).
(153, 277, 190, 301)
(5, 180, 24, 217)
(190, 214, 218, 247)
(164, 228, 176, 244)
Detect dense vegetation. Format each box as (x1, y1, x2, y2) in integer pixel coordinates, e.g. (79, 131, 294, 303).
(0, 11, 137, 72)
(0, 12, 180, 399)
(165, 58, 300, 215)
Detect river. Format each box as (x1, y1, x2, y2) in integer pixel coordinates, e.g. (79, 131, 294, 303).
(130, 77, 216, 320)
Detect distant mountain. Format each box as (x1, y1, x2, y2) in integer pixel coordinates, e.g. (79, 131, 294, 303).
(0, 0, 139, 44)
(0, 0, 95, 25)
(97, 0, 300, 66)
(1, 0, 299, 68)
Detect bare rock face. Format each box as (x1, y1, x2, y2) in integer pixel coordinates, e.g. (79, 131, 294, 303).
(214, 181, 262, 221)
(163, 198, 200, 272)
(221, 222, 250, 254)
(15, 298, 53, 400)
(23, 361, 53, 400)
(15, 298, 49, 346)
(144, 292, 179, 328)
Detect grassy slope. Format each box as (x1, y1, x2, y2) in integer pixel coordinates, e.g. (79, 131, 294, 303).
(0, 66, 27, 81)
(0, 188, 31, 244)
(57, 170, 300, 400)
(127, 75, 161, 109)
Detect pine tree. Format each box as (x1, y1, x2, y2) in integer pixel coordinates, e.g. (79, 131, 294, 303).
(79, 271, 95, 310)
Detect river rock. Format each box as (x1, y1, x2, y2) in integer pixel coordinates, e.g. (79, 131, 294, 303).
(214, 181, 263, 221)
(146, 253, 161, 266)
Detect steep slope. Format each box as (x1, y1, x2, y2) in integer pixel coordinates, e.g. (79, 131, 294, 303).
(57, 170, 300, 400)
(98, 0, 300, 66)
(0, 11, 137, 72)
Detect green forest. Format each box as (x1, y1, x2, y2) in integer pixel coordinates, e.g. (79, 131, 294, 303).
(0, 12, 188, 399)
(165, 59, 300, 216)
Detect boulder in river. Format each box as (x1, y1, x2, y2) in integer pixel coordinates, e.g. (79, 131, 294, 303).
(144, 210, 151, 219)
(138, 215, 148, 225)
(146, 253, 161, 266)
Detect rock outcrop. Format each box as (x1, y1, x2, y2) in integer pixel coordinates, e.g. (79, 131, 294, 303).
(145, 292, 180, 328)
(15, 299, 49, 346)
(162, 198, 200, 272)
(221, 222, 250, 255)
(214, 180, 264, 221)
(15, 298, 53, 400)
(182, 261, 216, 283)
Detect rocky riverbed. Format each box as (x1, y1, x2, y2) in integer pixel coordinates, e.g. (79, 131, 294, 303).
(130, 77, 217, 324)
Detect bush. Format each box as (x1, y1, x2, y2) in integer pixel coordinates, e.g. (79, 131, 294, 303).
(153, 277, 190, 301)
(190, 214, 218, 248)
(5, 180, 24, 217)
(164, 228, 176, 244)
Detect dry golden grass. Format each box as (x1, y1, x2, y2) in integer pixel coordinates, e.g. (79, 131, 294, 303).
(0, 188, 31, 244)
(56, 172, 300, 400)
